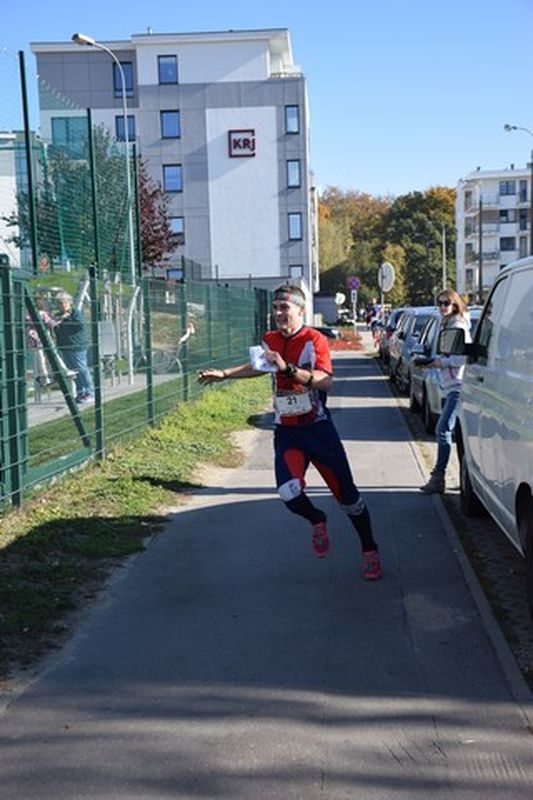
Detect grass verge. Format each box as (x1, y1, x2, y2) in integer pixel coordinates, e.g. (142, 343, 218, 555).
(0, 378, 271, 680)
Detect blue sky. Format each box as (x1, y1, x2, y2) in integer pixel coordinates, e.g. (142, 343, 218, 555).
(2, 0, 533, 197)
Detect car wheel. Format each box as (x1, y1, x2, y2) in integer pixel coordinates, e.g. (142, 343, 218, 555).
(519, 497, 533, 619)
(423, 392, 436, 434)
(459, 452, 485, 517)
(409, 383, 420, 412)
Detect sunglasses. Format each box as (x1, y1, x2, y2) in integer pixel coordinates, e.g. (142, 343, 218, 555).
(438, 299, 452, 307)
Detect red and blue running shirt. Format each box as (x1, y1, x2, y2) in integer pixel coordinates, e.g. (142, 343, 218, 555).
(262, 326, 332, 426)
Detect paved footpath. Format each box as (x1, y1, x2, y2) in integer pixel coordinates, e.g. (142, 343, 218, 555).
(1, 340, 533, 799)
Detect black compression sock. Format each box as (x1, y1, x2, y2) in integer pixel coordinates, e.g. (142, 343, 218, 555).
(285, 493, 326, 525)
(347, 504, 377, 552)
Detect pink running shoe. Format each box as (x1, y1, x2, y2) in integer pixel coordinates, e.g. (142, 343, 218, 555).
(362, 549, 382, 580)
(311, 520, 330, 558)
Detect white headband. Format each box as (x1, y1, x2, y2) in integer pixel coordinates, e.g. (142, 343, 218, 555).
(273, 290, 306, 308)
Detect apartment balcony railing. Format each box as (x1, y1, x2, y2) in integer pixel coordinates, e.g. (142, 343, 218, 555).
(270, 70, 303, 79)
(465, 250, 500, 263)
(464, 193, 500, 212)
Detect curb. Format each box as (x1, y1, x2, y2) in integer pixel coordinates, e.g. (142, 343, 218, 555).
(360, 335, 533, 728)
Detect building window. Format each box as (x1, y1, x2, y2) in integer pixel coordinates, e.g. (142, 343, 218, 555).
(170, 216, 185, 244)
(499, 180, 516, 196)
(287, 160, 301, 188)
(285, 105, 300, 134)
(519, 209, 529, 230)
(158, 55, 178, 84)
(115, 115, 136, 142)
(51, 116, 88, 158)
(161, 110, 181, 138)
(520, 180, 528, 202)
(499, 208, 517, 223)
(519, 236, 528, 258)
(163, 164, 183, 192)
(289, 264, 303, 278)
(500, 236, 516, 251)
(288, 213, 302, 240)
(113, 62, 134, 98)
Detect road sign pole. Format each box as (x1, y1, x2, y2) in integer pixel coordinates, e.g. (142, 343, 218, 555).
(351, 289, 358, 333)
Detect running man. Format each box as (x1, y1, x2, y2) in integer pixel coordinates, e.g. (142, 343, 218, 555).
(197, 284, 381, 580)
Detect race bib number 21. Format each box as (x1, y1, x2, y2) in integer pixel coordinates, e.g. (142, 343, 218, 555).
(275, 391, 312, 416)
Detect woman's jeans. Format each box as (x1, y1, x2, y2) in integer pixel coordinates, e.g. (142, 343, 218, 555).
(435, 389, 461, 473)
(61, 348, 94, 398)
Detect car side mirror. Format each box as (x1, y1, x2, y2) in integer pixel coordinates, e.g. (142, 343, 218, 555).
(439, 328, 468, 355)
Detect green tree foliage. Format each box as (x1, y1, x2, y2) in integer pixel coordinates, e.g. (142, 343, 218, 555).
(318, 185, 456, 307)
(384, 187, 456, 305)
(318, 188, 392, 303)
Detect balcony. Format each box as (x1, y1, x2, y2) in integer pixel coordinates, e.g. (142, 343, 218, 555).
(465, 250, 500, 263)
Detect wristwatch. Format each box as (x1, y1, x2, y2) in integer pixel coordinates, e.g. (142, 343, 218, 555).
(282, 362, 298, 378)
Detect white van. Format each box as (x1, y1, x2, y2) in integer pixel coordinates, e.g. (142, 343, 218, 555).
(439, 257, 533, 614)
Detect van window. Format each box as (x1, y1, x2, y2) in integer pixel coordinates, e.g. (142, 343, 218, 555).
(474, 278, 508, 365)
(495, 270, 533, 375)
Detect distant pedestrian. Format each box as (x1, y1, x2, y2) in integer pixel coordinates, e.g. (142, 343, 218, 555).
(419, 289, 471, 494)
(54, 292, 94, 404)
(198, 283, 381, 580)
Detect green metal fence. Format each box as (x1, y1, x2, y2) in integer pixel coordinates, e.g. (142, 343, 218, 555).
(0, 47, 273, 512)
(0, 266, 271, 512)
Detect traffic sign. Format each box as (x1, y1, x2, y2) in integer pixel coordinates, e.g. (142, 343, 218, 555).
(378, 262, 395, 292)
(347, 276, 360, 291)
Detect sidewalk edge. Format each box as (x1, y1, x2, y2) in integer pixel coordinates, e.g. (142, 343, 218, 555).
(406, 432, 533, 728)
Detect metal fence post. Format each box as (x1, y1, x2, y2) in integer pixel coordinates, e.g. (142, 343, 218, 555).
(181, 281, 189, 402)
(18, 51, 39, 275)
(206, 283, 214, 362)
(1, 267, 25, 505)
(143, 276, 155, 426)
(88, 112, 105, 458)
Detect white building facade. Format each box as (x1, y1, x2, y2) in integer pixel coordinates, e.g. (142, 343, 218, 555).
(31, 29, 318, 295)
(456, 166, 531, 299)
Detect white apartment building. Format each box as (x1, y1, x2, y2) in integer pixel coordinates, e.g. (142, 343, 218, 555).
(456, 165, 531, 299)
(31, 29, 318, 296)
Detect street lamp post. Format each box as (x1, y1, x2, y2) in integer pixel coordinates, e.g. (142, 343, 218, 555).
(504, 123, 533, 257)
(72, 33, 136, 284)
(477, 185, 483, 304)
(441, 223, 447, 291)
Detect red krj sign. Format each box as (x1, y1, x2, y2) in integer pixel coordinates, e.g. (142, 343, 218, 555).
(228, 129, 256, 158)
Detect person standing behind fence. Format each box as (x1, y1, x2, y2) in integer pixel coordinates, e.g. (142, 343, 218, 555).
(26, 297, 73, 387)
(54, 292, 94, 404)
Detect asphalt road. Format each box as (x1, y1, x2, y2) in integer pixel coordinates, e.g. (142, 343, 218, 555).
(1, 344, 533, 799)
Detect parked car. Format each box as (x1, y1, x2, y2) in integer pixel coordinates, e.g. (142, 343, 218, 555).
(410, 306, 483, 433)
(439, 257, 533, 614)
(313, 325, 341, 340)
(377, 307, 406, 364)
(388, 306, 438, 394)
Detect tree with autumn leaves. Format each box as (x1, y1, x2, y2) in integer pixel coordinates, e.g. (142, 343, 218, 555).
(318, 186, 456, 307)
(137, 158, 179, 271)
